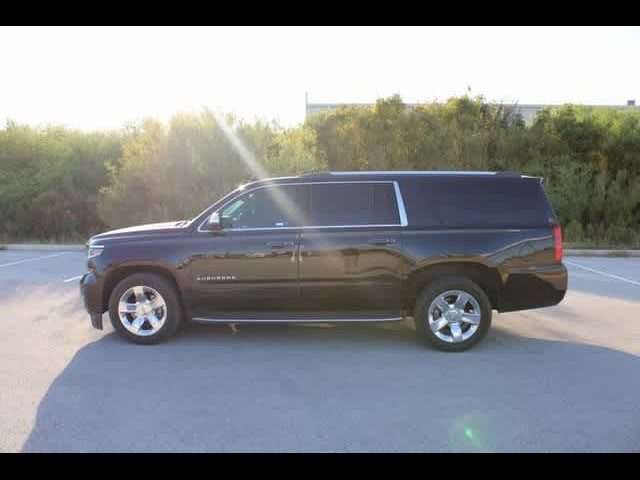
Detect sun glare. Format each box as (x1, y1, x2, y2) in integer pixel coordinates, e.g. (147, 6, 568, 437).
(212, 111, 309, 227)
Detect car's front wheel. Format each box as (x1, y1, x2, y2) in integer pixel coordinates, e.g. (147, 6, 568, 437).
(108, 273, 183, 344)
(415, 276, 492, 351)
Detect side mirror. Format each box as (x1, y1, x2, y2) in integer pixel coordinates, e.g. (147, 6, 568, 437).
(207, 212, 223, 230)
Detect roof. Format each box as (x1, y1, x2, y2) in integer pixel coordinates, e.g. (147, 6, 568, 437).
(241, 171, 528, 189)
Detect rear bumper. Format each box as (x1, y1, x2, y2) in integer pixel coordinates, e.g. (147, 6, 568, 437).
(499, 263, 568, 312)
(80, 272, 104, 329)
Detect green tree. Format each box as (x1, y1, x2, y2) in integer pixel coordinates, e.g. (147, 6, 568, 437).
(2, 96, 639, 247)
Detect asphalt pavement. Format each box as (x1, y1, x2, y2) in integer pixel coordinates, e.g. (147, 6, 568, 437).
(0, 250, 639, 452)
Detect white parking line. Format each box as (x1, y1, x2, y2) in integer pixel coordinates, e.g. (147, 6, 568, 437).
(565, 259, 640, 287)
(63, 275, 84, 283)
(0, 252, 71, 268)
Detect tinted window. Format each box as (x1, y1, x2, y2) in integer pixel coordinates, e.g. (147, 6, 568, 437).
(371, 183, 400, 225)
(310, 183, 399, 226)
(400, 177, 556, 228)
(221, 185, 308, 229)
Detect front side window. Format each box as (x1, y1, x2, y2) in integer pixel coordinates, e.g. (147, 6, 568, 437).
(220, 185, 307, 229)
(310, 183, 400, 227)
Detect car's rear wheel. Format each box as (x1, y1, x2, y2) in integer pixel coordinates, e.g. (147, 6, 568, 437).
(108, 273, 182, 344)
(415, 276, 491, 351)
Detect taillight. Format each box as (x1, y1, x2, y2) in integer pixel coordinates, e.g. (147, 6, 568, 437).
(553, 225, 563, 263)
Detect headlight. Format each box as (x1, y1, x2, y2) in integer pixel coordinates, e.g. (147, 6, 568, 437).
(88, 245, 104, 259)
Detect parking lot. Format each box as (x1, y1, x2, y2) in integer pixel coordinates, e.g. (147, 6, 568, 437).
(0, 249, 639, 452)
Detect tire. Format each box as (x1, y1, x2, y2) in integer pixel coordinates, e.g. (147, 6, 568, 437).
(414, 276, 492, 351)
(108, 273, 183, 344)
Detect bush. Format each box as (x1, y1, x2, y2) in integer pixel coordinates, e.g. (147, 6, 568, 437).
(564, 219, 584, 243)
(1, 97, 639, 246)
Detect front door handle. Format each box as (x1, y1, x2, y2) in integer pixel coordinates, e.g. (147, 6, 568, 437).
(368, 238, 396, 246)
(267, 241, 294, 249)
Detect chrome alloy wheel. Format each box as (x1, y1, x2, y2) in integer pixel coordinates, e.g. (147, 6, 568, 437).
(427, 290, 482, 343)
(118, 285, 167, 337)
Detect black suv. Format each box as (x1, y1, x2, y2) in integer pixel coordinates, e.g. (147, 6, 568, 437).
(80, 171, 567, 351)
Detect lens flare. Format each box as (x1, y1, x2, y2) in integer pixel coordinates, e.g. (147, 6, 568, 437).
(211, 111, 308, 227)
(449, 413, 491, 452)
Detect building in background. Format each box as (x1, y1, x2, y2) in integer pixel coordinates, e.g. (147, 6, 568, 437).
(304, 95, 638, 124)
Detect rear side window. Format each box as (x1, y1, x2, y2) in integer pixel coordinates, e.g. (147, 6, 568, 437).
(310, 183, 400, 227)
(400, 177, 556, 228)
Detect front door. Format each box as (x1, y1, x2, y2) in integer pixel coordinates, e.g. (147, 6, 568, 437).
(186, 184, 307, 315)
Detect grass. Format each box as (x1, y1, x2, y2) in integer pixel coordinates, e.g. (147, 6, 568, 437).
(564, 241, 640, 250)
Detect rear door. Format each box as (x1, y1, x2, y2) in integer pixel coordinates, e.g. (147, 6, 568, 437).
(298, 182, 405, 312)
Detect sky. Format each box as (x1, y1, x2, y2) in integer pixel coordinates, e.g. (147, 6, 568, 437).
(1, 26, 639, 130)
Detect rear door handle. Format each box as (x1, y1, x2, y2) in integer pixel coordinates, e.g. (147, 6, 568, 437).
(267, 241, 294, 249)
(368, 238, 396, 246)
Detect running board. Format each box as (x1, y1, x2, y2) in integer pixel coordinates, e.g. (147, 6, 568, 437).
(192, 312, 405, 324)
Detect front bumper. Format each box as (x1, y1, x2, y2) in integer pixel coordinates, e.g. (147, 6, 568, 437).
(80, 272, 104, 330)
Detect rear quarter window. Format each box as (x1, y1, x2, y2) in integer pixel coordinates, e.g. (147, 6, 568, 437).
(400, 177, 556, 228)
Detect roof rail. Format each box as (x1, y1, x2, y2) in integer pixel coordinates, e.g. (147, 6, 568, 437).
(317, 170, 521, 176)
(494, 171, 522, 177)
(300, 170, 524, 178)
